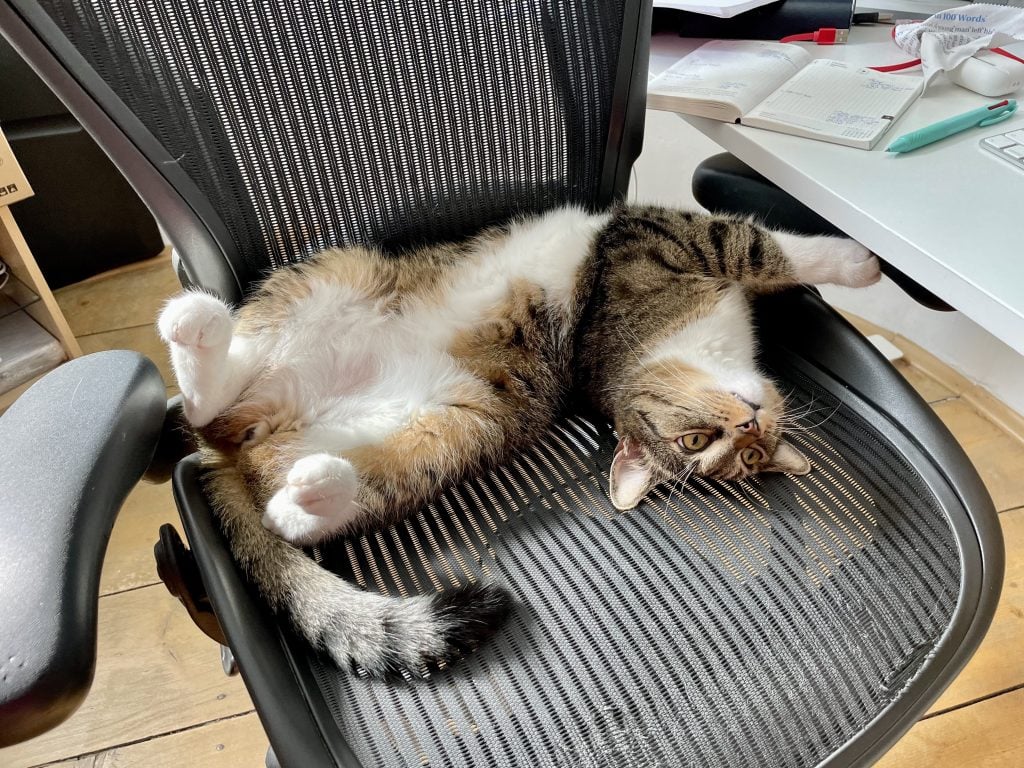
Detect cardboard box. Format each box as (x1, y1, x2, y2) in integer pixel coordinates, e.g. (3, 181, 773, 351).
(0, 129, 33, 206)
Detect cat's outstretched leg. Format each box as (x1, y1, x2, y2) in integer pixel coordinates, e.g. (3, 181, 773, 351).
(158, 291, 259, 427)
(263, 453, 361, 545)
(615, 208, 880, 290)
(770, 231, 881, 288)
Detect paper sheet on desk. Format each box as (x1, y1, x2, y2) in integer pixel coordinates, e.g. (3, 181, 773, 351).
(742, 60, 924, 149)
(894, 4, 1024, 88)
(654, 0, 778, 19)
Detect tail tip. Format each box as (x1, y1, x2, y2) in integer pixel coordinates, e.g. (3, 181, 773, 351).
(342, 581, 515, 680)
(432, 581, 514, 656)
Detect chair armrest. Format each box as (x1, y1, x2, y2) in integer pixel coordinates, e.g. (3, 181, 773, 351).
(0, 351, 166, 747)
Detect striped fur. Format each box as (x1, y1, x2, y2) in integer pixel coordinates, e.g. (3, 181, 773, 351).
(158, 204, 879, 675)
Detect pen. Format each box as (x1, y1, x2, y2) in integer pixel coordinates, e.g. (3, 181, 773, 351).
(886, 99, 1018, 153)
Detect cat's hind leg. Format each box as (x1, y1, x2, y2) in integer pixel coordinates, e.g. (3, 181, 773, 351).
(158, 291, 259, 426)
(263, 453, 361, 545)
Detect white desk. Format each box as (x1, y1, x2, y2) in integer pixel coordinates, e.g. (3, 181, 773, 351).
(649, 28, 1024, 357)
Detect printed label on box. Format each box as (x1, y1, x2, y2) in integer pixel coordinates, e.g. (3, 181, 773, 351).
(0, 129, 34, 207)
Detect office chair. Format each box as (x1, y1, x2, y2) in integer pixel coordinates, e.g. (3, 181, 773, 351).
(0, 1, 1002, 765)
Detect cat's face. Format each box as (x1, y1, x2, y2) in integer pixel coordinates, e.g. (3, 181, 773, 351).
(608, 359, 809, 510)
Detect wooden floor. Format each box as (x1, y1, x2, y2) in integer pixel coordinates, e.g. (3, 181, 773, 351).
(2, 254, 1023, 767)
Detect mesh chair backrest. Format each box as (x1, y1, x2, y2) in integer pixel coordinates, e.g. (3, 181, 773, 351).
(16, 0, 648, 297)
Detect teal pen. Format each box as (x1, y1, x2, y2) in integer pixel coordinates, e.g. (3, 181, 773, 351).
(886, 99, 1018, 153)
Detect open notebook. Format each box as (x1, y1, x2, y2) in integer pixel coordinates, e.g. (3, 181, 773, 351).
(648, 40, 923, 150)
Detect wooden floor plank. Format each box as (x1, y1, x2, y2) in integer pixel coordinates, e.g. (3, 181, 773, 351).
(54, 255, 178, 338)
(878, 687, 1024, 767)
(101, 480, 180, 596)
(0, 586, 253, 767)
(928, 508, 1024, 713)
(839, 310, 895, 341)
(43, 713, 267, 768)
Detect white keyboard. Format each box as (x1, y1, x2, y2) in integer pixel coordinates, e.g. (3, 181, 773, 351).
(981, 128, 1024, 170)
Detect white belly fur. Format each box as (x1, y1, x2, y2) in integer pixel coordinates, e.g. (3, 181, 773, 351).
(253, 206, 609, 454)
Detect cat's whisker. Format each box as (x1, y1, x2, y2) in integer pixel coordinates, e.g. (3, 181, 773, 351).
(613, 326, 659, 377)
(601, 378, 722, 410)
(733, 479, 757, 507)
(616, 319, 657, 359)
(777, 399, 837, 425)
(780, 399, 844, 433)
(778, 393, 811, 417)
(798, 403, 842, 420)
(662, 472, 684, 515)
(617, 326, 646, 357)
(663, 462, 697, 513)
(680, 464, 698, 497)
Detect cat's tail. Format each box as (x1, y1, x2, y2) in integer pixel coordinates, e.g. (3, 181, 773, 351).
(205, 465, 513, 677)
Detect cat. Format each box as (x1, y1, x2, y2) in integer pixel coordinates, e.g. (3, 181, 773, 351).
(158, 204, 880, 677)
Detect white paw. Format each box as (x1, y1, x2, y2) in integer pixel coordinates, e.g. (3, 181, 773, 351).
(158, 292, 232, 350)
(262, 454, 359, 545)
(775, 232, 882, 288)
(831, 240, 882, 288)
(286, 454, 358, 511)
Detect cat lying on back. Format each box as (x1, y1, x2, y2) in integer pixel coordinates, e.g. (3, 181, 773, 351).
(158, 204, 879, 677)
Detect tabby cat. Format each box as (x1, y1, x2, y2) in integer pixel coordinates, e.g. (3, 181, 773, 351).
(158, 204, 879, 676)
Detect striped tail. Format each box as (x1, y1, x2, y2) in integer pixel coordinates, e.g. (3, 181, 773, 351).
(204, 465, 513, 677)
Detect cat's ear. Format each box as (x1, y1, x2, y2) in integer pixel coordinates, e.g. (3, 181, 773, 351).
(609, 436, 656, 510)
(763, 440, 811, 475)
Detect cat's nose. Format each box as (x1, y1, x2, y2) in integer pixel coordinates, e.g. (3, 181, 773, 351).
(738, 418, 761, 437)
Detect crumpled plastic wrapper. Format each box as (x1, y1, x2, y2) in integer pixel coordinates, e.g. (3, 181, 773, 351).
(894, 4, 1024, 89)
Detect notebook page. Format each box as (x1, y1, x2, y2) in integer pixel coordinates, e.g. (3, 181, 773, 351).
(648, 40, 812, 121)
(654, 0, 778, 19)
(742, 60, 924, 149)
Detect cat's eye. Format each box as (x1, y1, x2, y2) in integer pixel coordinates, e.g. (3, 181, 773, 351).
(677, 432, 711, 452)
(741, 446, 765, 466)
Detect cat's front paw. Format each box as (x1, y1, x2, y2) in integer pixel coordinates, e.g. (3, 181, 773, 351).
(158, 291, 233, 350)
(831, 241, 881, 288)
(263, 454, 360, 545)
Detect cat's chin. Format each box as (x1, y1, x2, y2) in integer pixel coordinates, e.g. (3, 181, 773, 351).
(715, 374, 766, 408)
